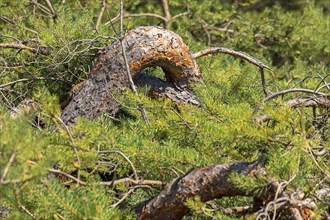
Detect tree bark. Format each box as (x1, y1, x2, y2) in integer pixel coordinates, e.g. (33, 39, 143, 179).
(61, 26, 201, 126)
(138, 161, 264, 220)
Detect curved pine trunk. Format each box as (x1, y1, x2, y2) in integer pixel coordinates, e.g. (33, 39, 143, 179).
(61, 26, 201, 125)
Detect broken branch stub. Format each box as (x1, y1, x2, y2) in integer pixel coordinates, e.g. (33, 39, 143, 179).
(61, 26, 201, 125)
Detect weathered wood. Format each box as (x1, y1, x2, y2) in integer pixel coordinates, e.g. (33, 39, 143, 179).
(61, 26, 201, 125)
(133, 72, 200, 106)
(138, 161, 264, 220)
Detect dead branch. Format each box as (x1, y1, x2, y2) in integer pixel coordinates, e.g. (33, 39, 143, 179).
(0, 42, 49, 55)
(138, 161, 264, 220)
(192, 47, 272, 96)
(192, 47, 270, 70)
(54, 116, 81, 182)
(119, 0, 149, 123)
(98, 149, 139, 181)
(0, 149, 17, 185)
(256, 96, 330, 124)
(255, 189, 317, 220)
(136, 160, 321, 220)
(0, 77, 71, 89)
(60, 26, 201, 126)
(287, 97, 330, 108)
(14, 187, 37, 219)
(30, 0, 56, 18)
(105, 0, 189, 29)
(264, 88, 328, 102)
(111, 188, 135, 208)
(101, 178, 164, 187)
(95, 0, 107, 31)
(44, 0, 56, 16)
(47, 168, 164, 187)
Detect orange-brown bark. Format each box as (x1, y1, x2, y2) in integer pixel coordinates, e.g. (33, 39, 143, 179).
(61, 26, 201, 125)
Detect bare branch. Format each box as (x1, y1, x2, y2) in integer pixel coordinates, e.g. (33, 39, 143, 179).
(99, 149, 138, 181)
(0, 77, 71, 89)
(192, 47, 271, 70)
(14, 187, 37, 219)
(192, 47, 272, 96)
(48, 168, 164, 186)
(0, 148, 17, 184)
(172, 11, 189, 20)
(119, 0, 149, 123)
(138, 161, 264, 220)
(95, 0, 107, 31)
(48, 168, 86, 185)
(124, 13, 166, 22)
(103, 178, 164, 187)
(44, 0, 56, 16)
(0, 42, 48, 55)
(53, 116, 81, 182)
(287, 97, 330, 108)
(162, 0, 171, 29)
(264, 88, 328, 102)
(105, 0, 188, 29)
(30, 0, 56, 17)
(111, 188, 135, 208)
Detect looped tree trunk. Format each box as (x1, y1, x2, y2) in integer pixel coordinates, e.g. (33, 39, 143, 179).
(61, 26, 202, 125)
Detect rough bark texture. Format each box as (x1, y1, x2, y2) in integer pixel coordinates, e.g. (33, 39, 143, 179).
(138, 161, 264, 220)
(61, 26, 201, 125)
(133, 73, 200, 106)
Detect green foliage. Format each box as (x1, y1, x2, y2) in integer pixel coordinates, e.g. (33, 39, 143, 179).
(1, 0, 329, 219)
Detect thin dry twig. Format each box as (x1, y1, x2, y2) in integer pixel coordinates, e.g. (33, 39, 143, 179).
(30, 0, 56, 18)
(105, 0, 188, 29)
(111, 188, 135, 208)
(53, 116, 81, 183)
(264, 88, 328, 102)
(100, 178, 164, 186)
(14, 186, 37, 219)
(192, 47, 271, 70)
(95, 0, 107, 31)
(0, 148, 17, 184)
(192, 47, 272, 96)
(48, 168, 164, 186)
(0, 42, 48, 55)
(0, 77, 72, 89)
(44, 0, 56, 16)
(287, 97, 330, 108)
(119, 0, 149, 123)
(98, 149, 138, 181)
